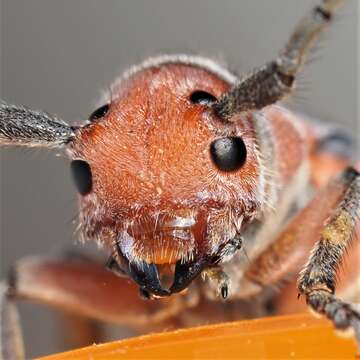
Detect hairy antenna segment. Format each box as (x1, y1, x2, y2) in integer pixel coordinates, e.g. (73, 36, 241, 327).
(213, 0, 345, 119)
(0, 102, 76, 147)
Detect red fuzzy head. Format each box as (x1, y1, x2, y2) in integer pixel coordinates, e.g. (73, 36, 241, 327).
(69, 56, 267, 296)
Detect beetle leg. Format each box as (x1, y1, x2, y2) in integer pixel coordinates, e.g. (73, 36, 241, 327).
(239, 166, 355, 294)
(273, 225, 360, 316)
(3, 255, 199, 355)
(8, 255, 194, 330)
(297, 167, 360, 341)
(1, 254, 200, 356)
(241, 167, 360, 341)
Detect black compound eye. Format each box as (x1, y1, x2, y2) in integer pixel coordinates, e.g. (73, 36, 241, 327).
(210, 137, 247, 172)
(70, 160, 92, 195)
(190, 91, 217, 105)
(89, 104, 109, 121)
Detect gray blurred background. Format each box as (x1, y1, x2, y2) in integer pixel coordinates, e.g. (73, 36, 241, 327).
(0, 0, 358, 357)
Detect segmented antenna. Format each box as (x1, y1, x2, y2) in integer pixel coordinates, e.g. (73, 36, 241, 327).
(213, 0, 344, 120)
(0, 102, 75, 147)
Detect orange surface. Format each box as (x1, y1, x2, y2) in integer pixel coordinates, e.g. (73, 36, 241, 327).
(39, 313, 358, 359)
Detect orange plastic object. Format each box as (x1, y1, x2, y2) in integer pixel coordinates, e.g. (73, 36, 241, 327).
(40, 313, 358, 359)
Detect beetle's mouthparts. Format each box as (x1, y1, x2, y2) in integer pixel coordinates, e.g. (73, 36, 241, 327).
(110, 247, 210, 297)
(110, 233, 243, 298)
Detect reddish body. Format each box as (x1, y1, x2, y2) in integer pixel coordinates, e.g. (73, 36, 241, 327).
(2, 2, 360, 355)
(2, 56, 359, 355)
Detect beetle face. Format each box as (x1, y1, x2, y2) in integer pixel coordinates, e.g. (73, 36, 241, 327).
(69, 57, 264, 296)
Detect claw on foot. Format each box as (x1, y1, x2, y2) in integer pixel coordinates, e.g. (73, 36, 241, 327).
(304, 289, 360, 346)
(202, 267, 231, 299)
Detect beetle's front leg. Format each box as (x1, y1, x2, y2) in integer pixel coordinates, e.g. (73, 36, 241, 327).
(298, 167, 360, 341)
(1, 255, 198, 357)
(8, 256, 193, 328)
(240, 166, 360, 343)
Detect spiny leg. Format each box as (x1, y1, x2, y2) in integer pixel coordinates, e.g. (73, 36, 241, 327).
(237, 166, 360, 344)
(272, 223, 360, 316)
(213, 0, 344, 119)
(298, 167, 360, 341)
(238, 163, 355, 297)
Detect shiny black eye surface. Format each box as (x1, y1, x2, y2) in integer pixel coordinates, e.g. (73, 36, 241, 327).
(190, 91, 217, 105)
(70, 160, 92, 195)
(210, 137, 247, 172)
(89, 104, 109, 121)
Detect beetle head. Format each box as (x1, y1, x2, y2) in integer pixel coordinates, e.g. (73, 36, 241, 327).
(69, 56, 265, 297)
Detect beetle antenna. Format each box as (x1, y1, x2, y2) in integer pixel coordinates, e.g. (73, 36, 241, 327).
(213, 0, 344, 120)
(0, 101, 76, 147)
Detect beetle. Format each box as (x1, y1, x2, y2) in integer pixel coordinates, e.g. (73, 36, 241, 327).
(1, 0, 359, 357)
